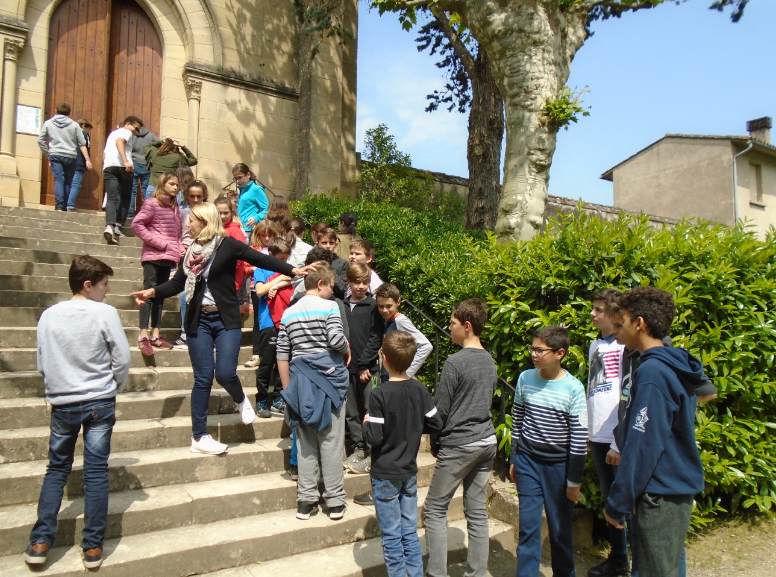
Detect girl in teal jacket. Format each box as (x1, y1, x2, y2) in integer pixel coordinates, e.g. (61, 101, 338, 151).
(233, 163, 269, 238)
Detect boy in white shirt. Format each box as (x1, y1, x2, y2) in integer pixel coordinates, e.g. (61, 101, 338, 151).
(102, 116, 143, 245)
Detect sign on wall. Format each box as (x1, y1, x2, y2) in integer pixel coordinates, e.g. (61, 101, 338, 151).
(16, 105, 41, 135)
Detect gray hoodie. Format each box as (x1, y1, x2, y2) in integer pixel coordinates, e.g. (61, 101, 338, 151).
(37, 114, 86, 158)
(130, 126, 158, 166)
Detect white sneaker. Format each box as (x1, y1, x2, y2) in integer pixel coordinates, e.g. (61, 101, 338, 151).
(244, 355, 261, 368)
(103, 226, 118, 245)
(190, 434, 228, 455)
(238, 397, 256, 425)
(113, 224, 125, 237)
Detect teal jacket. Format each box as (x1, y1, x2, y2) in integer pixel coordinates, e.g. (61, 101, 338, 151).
(236, 180, 269, 235)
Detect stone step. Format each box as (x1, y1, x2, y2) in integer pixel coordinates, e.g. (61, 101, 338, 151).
(0, 307, 184, 328)
(0, 437, 292, 507)
(0, 326, 251, 350)
(0, 206, 108, 227)
(0, 274, 147, 295)
(0, 366, 258, 399)
(0, 261, 143, 281)
(0, 345, 254, 372)
(0, 214, 110, 234)
(0, 455, 438, 556)
(0, 412, 288, 464)
(0, 290, 179, 311)
(0, 224, 144, 247)
(0, 485, 466, 577)
(0, 389, 240, 429)
(207, 518, 517, 577)
(0, 235, 141, 260)
(0, 246, 139, 268)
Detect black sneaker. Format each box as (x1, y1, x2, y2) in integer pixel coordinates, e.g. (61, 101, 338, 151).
(587, 554, 630, 577)
(354, 492, 374, 506)
(24, 543, 48, 565)
(287, 465, 298, 480)
(297, 501, 319, 520)
(82, 547, 103, 569)
(329, 504, 346, 520)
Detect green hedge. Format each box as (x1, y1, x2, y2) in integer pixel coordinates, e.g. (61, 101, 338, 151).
(292, 195, 776, 527)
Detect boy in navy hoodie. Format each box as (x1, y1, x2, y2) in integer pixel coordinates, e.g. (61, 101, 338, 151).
(604, 287, 705, 577)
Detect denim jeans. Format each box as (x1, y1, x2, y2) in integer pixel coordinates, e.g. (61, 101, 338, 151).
(103, 166, 133, 226)
(29, 398, 116, 550)
(590, 442, 628, 556)
(68, 168, 85, 209)
(515, 451, 575, 577)
(187, 311, 246, 437)
(290, 428, 298, 466)
(424, 443, 496, 577)
(49, 155, 77, 210)
(144, 184, 156, 200)
(372, 475, 423, 577)
(129, 163, 151, 219)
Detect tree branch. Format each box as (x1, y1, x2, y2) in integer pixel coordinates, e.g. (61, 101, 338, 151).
(433, 10, 476, 80)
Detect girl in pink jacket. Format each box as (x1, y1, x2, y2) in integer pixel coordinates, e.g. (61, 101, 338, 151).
(131, 172, 182, 356)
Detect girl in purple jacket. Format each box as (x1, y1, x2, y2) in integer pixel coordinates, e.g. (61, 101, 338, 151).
(131, 172, 182, 356)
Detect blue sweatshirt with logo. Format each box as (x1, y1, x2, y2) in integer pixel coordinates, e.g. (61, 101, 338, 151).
(605, 346, 706, 523)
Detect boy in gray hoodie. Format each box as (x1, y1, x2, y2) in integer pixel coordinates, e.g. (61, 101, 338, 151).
(128, 125, 158, 218)
(37, 103, 92, 211)
(24, 256, 131, 570)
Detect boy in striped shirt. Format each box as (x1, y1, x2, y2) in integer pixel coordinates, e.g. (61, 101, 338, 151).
(509, 326, 588, 577)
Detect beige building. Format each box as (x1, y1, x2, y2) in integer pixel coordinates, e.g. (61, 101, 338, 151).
(601, 117, 776, 238)
(0, 0, 358, 210)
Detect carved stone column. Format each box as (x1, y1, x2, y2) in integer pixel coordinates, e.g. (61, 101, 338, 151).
(0, 38, 23, 158)
(184, 77, 202, 171)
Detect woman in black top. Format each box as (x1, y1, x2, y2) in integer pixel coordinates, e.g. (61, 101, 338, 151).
(131, 203, 312, 455)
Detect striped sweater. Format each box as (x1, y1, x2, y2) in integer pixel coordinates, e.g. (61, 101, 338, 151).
(510, 368, 588, 486)
(276, 295, 349, 361)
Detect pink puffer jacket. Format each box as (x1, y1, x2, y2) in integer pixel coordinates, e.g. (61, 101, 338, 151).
(131, 196, 182, 264)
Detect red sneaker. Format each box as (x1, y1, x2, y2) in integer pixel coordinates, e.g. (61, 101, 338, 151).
(138, 337, 154, 356)
(150, 336, 174, 349)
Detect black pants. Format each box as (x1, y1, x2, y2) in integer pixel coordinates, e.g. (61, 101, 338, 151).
(139, 262, 172, 330)
(345, 371, 373, 449)
(255, 326, 278, 400)
(103, 166, 133, 226)
(251, 292, 262, 354)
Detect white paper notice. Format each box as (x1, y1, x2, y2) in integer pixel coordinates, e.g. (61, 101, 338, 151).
(16, 105, 41, 135)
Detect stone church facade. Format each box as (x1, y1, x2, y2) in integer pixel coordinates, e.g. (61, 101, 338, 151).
(0, 0, 358, 209)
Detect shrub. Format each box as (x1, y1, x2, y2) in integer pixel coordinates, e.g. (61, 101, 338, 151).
(292, 194, 776, 527)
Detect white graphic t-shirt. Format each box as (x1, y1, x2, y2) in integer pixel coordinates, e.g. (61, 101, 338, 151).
(586, 335, 625, 445)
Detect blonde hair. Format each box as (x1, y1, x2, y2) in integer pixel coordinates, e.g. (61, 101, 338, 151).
(154, 173, 178, 207)
(250, 219, 281, 246)
(189, 202, 225, 243)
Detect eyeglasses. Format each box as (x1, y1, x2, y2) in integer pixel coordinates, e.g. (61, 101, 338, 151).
(233, 174, 248, 182)
(527, 345, 556, 355)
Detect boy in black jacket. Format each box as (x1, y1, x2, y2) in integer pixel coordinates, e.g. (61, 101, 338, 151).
(343, 264, 385, 473)
(363, 330, 443, 577)
(604, 287, 705, 577)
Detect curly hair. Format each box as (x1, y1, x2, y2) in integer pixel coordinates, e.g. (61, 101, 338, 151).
(616, 287, 675, 340)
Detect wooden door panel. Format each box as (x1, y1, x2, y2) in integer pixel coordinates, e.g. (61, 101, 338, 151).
(42, 0, 111, 210)
(42, 0, 162, 211)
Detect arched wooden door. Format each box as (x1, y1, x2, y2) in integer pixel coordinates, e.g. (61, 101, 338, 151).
(42, 0, 162, 210)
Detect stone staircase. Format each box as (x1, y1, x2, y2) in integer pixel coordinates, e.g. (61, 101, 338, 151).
(0, 206, 516, 576)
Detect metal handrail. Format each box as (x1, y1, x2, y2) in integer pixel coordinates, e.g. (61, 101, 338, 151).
(401, 297, 515, 426)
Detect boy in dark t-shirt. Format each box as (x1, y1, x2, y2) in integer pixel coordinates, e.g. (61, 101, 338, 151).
(363, 330, 443, 577)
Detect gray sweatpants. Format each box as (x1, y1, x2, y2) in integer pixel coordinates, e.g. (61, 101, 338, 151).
(296, 402, 347, 507)
(423, 443, 497, 577)
(634, 493, 693, 577)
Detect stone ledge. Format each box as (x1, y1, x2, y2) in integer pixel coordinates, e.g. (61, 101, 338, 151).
(183, 62, 298, 102)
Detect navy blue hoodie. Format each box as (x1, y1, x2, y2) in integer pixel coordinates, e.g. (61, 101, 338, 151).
(605, 346, 705, 523)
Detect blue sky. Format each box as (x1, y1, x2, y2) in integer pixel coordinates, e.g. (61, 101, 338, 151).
(356, 1, 776, 206)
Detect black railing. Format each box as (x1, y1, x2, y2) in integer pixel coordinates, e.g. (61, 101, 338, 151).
(402, 297, 515, 426)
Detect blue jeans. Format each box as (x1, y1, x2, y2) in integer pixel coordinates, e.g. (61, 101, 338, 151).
(187, 311, 246, 437)
(372, 475, 423, 577)
(68, 168, 85, 209)
(515, 451, 575, 577)
(144, 184, 156, 200)
(290, 428, 297, 466)
(590, 442, 627, 556)
(129, 163, 151, 219)
(29, 398, 116, 550)
(49, 155, 77, 210)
